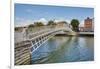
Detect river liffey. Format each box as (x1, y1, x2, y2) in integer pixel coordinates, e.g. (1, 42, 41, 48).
(31, 36, 94, 64)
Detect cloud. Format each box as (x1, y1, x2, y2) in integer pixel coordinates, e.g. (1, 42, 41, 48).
(15, 17, 48, 27)
(79, 20, 84, 27)
(15, 18, 33, 27)
(54, 19, 62, 23)
(54, 18, 65, 23)
(65, 19, 71, 24)
(54, 19, 71, 24)
(34, 18, 47, 25)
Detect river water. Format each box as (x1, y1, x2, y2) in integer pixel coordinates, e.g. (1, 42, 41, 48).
(31, 36, 94, 64)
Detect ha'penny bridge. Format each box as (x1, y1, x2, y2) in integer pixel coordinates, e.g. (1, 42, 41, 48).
(15, 24, 75, 65)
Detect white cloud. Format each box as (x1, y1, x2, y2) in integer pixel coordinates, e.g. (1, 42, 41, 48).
(15, 19, 34, 27)
(54, 19, 71, 24)
(65, 19, 71, 24)
(15, 17, 34, 27)
(79, 20, 84, 27)
(15, 18, 48, 27)
(54, 19, 62, 23)
(54, 18, 64, 22)
(34, 18, 47, 25)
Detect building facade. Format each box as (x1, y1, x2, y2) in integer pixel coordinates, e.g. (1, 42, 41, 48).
(79, 17, 94, 32)
(84, 17, 93, 32)
(56, 21, 68, 28)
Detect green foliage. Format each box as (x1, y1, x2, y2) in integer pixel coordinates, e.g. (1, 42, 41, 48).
(14, 27, 23, 31)
(47, 20, 56, 25)
(15, 27, 19, 31)
(34, 22, 44, 26)
(28, 24, 34, 32)
(28, 24, 34, 28)
(70, 19, 80, 31)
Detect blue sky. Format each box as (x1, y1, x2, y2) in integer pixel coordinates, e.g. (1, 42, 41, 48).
(15, 4, 94, 26)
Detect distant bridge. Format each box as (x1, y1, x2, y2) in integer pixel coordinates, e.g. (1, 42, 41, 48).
(78, 32, 94, 35)
(15, 24, 75, 65)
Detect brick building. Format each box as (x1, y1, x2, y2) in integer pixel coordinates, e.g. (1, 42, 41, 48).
(84, 17, 93, 32)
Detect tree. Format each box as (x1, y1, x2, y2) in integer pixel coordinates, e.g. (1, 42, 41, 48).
(15, 27, 19, 31)
(34, 22, 44, 26)
(28, 24, 34, 31)
(70, 19, 80, 32)
(47, 20, 56, 25)
(28, 24, 34, 28)
(15, 27, 23, 32)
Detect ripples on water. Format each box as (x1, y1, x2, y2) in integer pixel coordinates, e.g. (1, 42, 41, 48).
(31, 36, 94, 64)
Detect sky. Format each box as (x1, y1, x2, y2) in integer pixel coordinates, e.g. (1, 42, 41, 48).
(15, 4, 94, 27)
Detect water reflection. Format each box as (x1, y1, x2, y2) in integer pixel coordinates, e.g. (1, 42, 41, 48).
(31, 36, 94, 64)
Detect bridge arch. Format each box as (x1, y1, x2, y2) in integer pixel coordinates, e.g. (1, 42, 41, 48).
(14, 24, 75, 65)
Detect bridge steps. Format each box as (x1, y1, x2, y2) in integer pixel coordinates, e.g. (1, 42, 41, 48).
(15, 40, 32, 65)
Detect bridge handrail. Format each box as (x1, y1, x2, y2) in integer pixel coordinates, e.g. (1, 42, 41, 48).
(28, 27, 65, 37)
(28, 26, 71, 37)
(15, 25, 73, 44)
